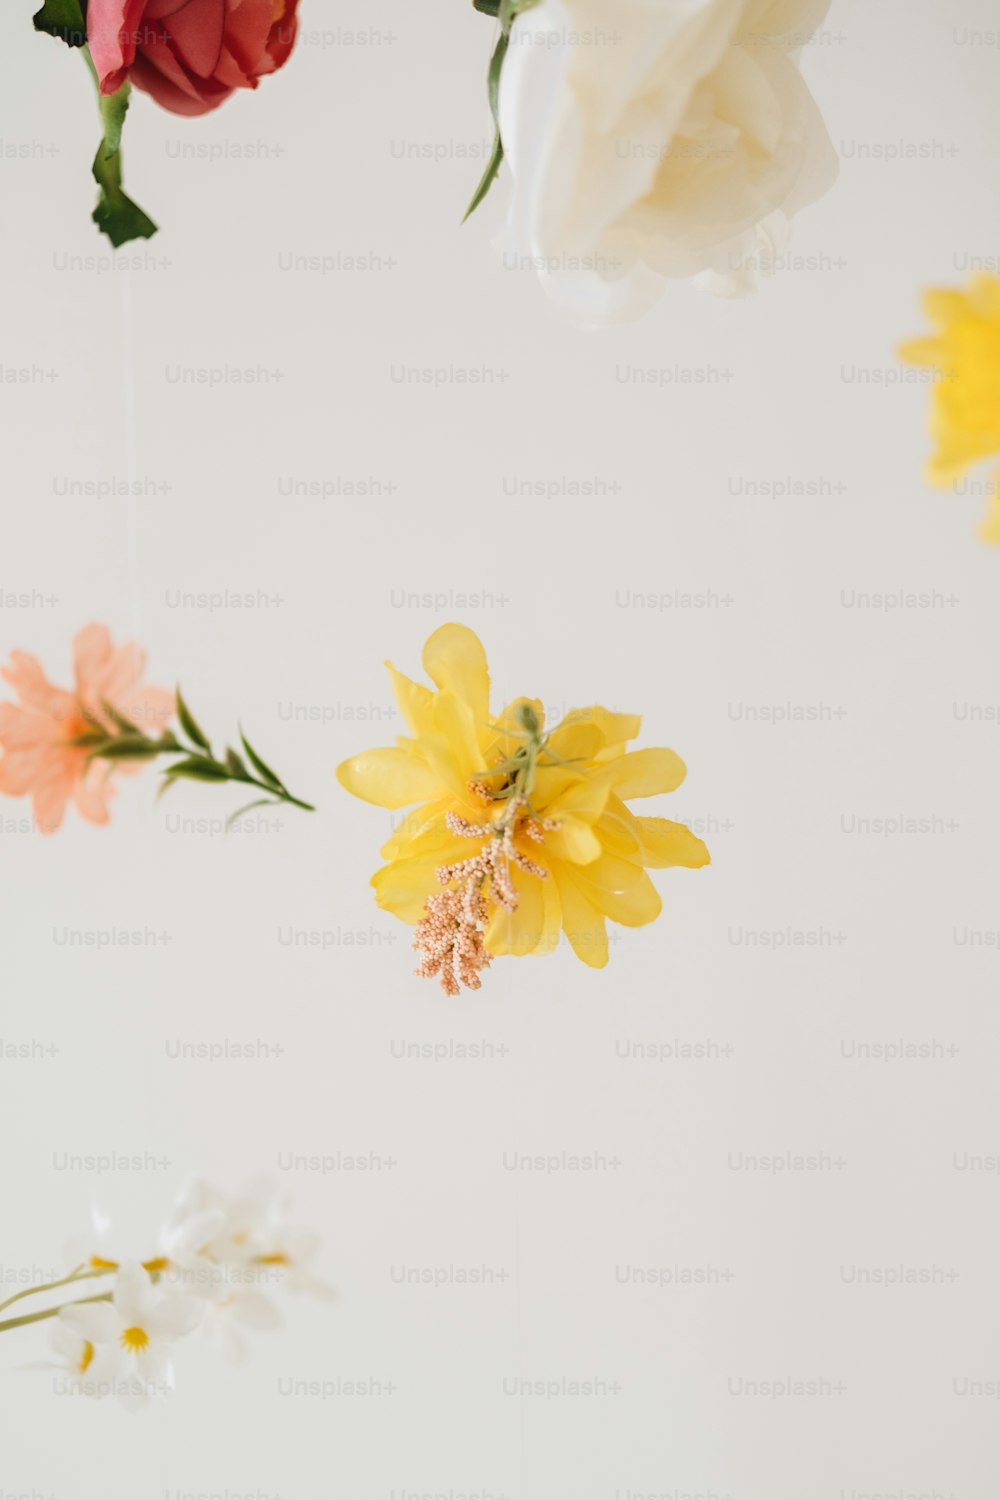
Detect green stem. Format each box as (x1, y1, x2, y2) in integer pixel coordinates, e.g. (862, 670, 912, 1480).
(70, 705, 317, 815)
(81, 46, 157, 247)
(220, 770, 316, 814)
(0, 1290, 112, 1335)
(0, 1265, 112, 1317)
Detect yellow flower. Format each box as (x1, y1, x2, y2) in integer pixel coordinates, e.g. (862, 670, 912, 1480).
(337, 623, 709, 992)
(900, 274, 1000, 542)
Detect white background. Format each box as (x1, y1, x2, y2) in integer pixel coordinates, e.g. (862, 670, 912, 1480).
(3, 0, 1000, 1495)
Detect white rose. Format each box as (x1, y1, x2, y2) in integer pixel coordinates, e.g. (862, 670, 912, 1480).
(496, 0, 839, 322)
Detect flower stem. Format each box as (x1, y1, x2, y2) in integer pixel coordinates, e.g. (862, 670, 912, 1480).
(0, 1265, 112, 1317)
(0, 1290, 113, 1335)
(81, 47, 157, 247)
(70, 694, 317, 816)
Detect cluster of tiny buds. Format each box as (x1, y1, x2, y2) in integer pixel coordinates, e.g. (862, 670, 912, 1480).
(413, 796, 560, 995)
(413, 884, 493, 996)
(439, 803, 552, 908)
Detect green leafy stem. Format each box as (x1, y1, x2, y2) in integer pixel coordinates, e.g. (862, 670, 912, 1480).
(34, 1, 157, 247)
(68, 689, 316, 826)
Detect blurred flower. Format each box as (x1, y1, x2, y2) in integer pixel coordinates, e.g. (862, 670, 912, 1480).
(338, 623, 710, 990)
(49, 1322, 99, 1386)
(490, 0, 838, 321)
(87, 0, 300, 116)
(0, 623, 173, 832)
(900, 274, 1000, 542)
(59, 1262, 202, 1411)
(3, 1179, 328, 1403)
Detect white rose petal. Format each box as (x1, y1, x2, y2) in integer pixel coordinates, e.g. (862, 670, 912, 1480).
(497, 0, 838, 321)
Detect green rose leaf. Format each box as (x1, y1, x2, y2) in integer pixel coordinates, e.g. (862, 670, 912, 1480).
(33, 0, 88, 48)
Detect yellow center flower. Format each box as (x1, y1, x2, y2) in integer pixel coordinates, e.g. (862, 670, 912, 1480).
(120, 1325, 150, 1354)
(900, 273, 1000, 542)
(337, 624, 710, 992)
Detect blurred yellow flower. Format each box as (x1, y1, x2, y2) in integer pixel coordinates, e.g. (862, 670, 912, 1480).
(337, 623, 709, 993)
(900, 274, 1000, 542)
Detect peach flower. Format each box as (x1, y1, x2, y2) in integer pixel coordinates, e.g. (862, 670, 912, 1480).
(0, 624, 174, 833)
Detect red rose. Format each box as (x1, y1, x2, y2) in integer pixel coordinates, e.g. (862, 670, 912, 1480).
(87, 0, 299, 117)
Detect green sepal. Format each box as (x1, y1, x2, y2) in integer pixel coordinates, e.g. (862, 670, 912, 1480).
(33, 0, 88, 47)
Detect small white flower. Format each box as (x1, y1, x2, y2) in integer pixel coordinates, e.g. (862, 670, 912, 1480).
(59, 1261, 202, 1411)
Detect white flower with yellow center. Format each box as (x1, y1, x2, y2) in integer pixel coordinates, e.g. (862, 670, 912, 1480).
(59, 1261, 202, 1410)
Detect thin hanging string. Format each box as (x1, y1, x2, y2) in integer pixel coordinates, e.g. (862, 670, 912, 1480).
(120, 271, 143, 648)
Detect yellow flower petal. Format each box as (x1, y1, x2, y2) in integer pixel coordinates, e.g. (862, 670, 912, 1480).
(544, 814, 603, 865)
(380, 800, 455, 860)
(385, 662, 434, 736)
(552, 866, 608, 968)
(604, 747, 687, 799)
(531, 764, 587, 809)
(898, 337, 948, 370)
(553, 706, 641, 751)
(597, 797, 642, 858)
(371, 845, 467, 923)
(635, 816, 711, 869)
(432, 691, 483, 780)
(336, 748, 441, 810)
(543, 718, 605, 764)
(548, 770, 614, 824)
(576, 858, 663, 927)
(422, 624, 490, 736)
(923, 288, 968, 326)
(485, 863, 546, 956)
